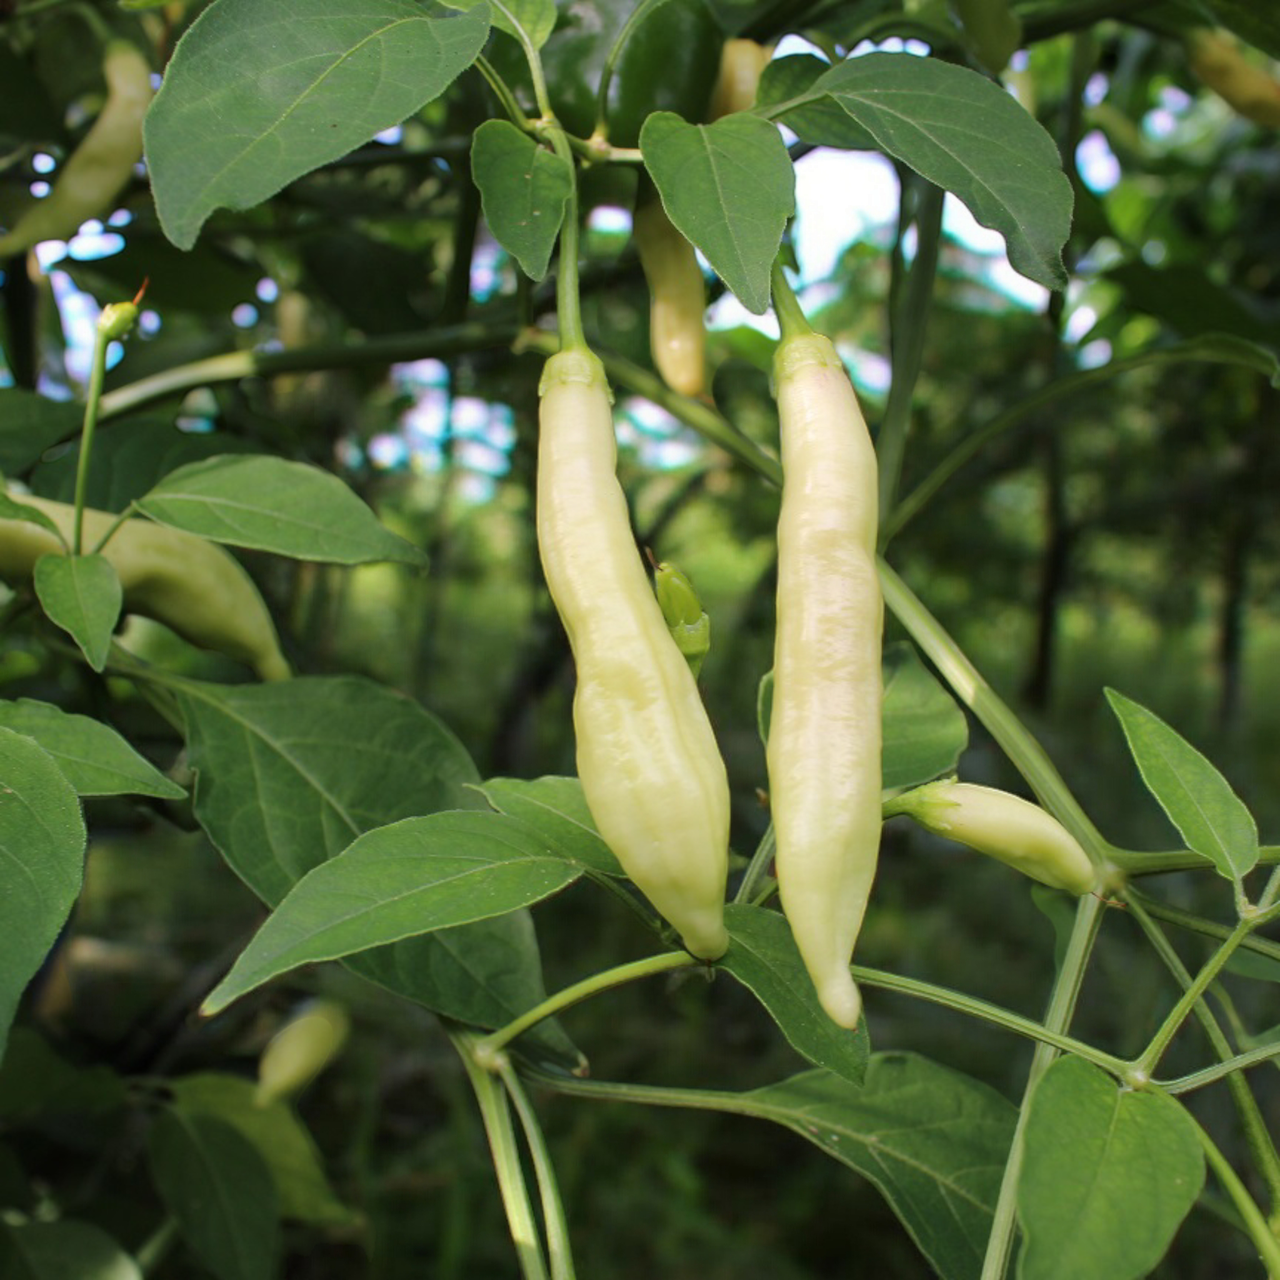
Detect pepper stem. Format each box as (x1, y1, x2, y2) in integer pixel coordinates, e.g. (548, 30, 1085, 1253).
(770, 260, 811, 343)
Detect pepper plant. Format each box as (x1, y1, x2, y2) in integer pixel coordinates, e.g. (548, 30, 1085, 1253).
(1, 1, 1279, 1278)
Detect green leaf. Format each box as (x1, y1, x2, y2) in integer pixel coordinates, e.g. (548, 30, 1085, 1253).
(0, 1221, 141, 1280)
(1106, 261, 1280, 347)
(756, 53, 877, 149)
(169, 1074, 354, 1225)
(470, 121, 573, 280)
(0, 495, 63, 541)
(477, 775, 622, 876)
(442, 0, 555, 48)
(148, 1110, 279, 1280)
(0, 391, 80, 477)
(1018, 1056, 1204, 1280)
(882, 641, 969, 792)
(641, 112, 795, 315)
(1106, 689, 1258, 884)
(204, 810, 582, 1013)
(175, 676, 482, 903)
(743, 1053, 1015, 1280)
(145, 0, 491, 249)
(0, 727, 85, 1063)
(785, 52, 1072, 290)
(135, 456, 424, 565)
(721, 904, 869, 1086)
(30, 421, 262, 513)
(345, 914, 586, 1072)
(0, 699, 185, 799)
(175, 676, 582, 1068)
(32, 554, 121, 672)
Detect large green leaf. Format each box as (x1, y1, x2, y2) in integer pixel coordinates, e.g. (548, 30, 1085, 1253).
(720, 904, 869, 1086)
(147, 1110, 279, 1280)
(471, 120, 573, 280)
(145, 0, 491, 248)
(442, 0, 555, 48)
(176, 677, 581, 1067)
(0, 729, 85, 1063)
(175, 675, 481, 903)
(1018, 1056, 1204, 1280)
(204, 811, 583, 1013)
(0, 698, 184, 799)
(641, 112, 795, 315)
(742, 1053, 1015, 1280)
(31, 421, 261, 513)
(135, 456, 424, 565)
(1106, 689, 1258, 885)
(32, 554, 122, 673)
(775, 52, 1072, 290)
(0, 1221, 140, 1280)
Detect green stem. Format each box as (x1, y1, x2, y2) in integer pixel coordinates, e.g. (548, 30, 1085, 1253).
(497, 1059, 577, 1280)
(1164, 1044, 1280, 1095)
(1128, 890, 1280, 969)
(1110, 844, 1280, 877)
(453, 1031, 550, 1280)
(593, 0, 666, 138)
(1125, 894, 1280, 1211)
(1133, 918, 1254, 1079)
(547, 128, 585, 351)
(877, 179, 944, 533)
(734, 824, 776, 904)
(473, 952, 696, 1062)
(98, 323, 515, 421)
(474, 54, 532, 129)
(980, 892, 1103, 1280)
(877, 557, 1110, 860)
(1195, 1120, 1280, 1278)
(72, 324, 111, 555)
(851, 953, 1125, 1078)
(770, 261, 811, 342)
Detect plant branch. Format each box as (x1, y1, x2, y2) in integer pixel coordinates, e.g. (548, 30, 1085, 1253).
(1194, 1118, 1280, 1277)
(453, 1030, 550, 1280)
(1125, 894, 1280, 1210)
(473, 951, 696, 1062)
(980, 893, 1104, 1280)
(498, 1059, 578, 1280)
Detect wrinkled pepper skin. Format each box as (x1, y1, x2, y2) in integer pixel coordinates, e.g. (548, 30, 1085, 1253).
(537, 349, 730, 959)
(768, 333, 882, 1029)
(0, 494, 290, 682)
(0, 41, 152, 257)
(896, 781, 1097, 895)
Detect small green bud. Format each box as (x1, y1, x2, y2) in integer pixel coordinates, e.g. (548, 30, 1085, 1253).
(654, 561, 711, 676)
(97, 302, 138, 341)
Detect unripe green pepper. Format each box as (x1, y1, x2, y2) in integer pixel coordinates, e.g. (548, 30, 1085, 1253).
(0, 40, 152, 257)
(537, 349, 730, 959)
(890, 781, 1097, 895)
(768, 332, 882, 1030)
(255, 1000, 350, 1106)
(0, 494, 290, 682)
